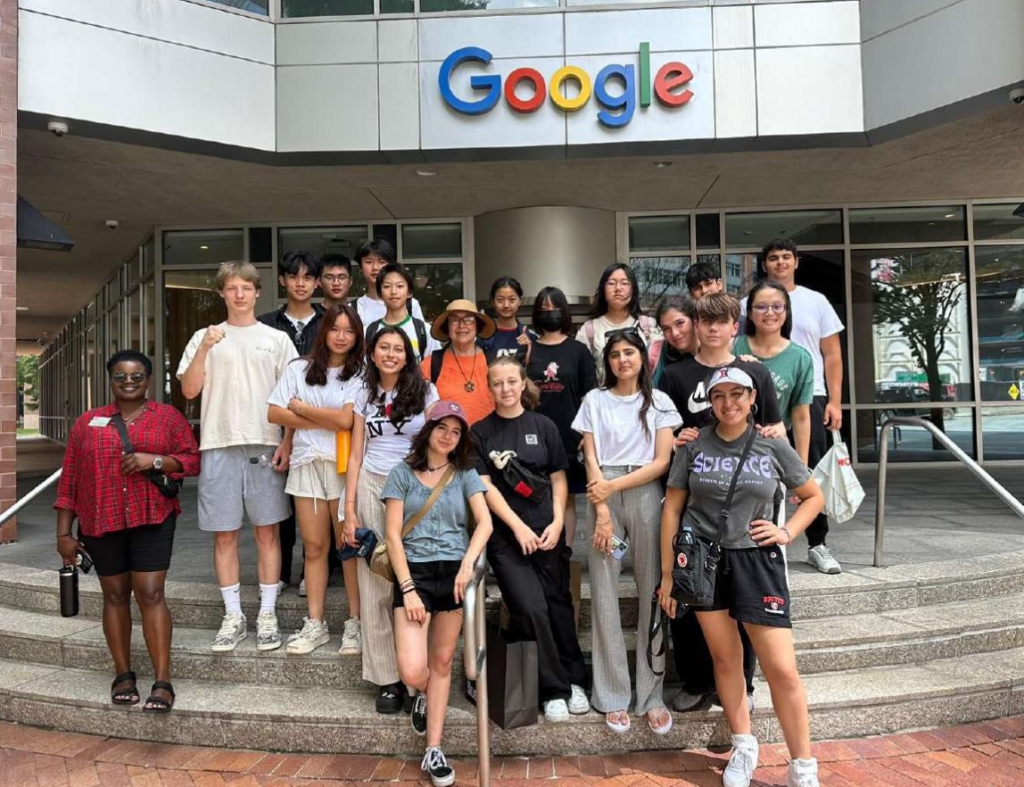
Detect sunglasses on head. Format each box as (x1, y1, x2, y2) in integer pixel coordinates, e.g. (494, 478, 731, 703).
(605, 327, 641, 342)
(111, 372, 147, 383)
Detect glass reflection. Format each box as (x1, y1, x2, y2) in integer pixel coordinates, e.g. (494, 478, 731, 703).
(629, 256, 695, 311)
(629, 216, 690, 253)
(403, 262, 463, 322)
(725, 210, 842, 247)
(849, 206, 965, 244)
(981, 408, 1024, 460)
(975, 245, 1024, 401)
(974, 204, 1024, 241)
(856, 408, 975, 463)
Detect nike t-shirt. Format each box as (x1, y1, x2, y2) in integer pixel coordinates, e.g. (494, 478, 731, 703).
(657, 356, 782, 430)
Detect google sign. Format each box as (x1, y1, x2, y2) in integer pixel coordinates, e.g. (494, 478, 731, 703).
(438, 43, 694, 129)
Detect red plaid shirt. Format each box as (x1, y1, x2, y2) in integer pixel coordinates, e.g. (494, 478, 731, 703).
(54, 402, 201, 537)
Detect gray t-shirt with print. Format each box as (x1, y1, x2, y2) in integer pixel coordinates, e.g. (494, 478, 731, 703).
(380, 463, 487, 563)
(667, 426, 812, 549)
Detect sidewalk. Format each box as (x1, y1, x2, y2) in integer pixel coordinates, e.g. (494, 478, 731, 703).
(2, 715, 1023, 786)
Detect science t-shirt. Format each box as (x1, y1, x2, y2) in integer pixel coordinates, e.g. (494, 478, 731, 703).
(352, 382, 439, 476)
(732, 338, 814, 430)
(667, 426, 811, 549)
(657, 356, 782, 431)
(177, 322, 298, 451)
(526, 338, 598, 458)
(472, 410, 568, 534)
(571, 388, 681, 467)
(381, 463, 486, 563)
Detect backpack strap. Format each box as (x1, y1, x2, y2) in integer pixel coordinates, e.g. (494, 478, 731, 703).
(414, 319, 428, 362)
(366, 318, 382, 341)
(585, 319, 595, 350)
(110, 413, 134, 454)
(430, 348, 446, 384)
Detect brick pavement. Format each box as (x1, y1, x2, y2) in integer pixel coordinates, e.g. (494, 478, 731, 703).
(1, 716, 1024, 787)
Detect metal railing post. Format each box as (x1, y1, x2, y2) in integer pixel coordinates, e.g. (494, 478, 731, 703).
(874, 421, 891, 568)
(462, 553, 490, 787)
(0, 469, 62, 527)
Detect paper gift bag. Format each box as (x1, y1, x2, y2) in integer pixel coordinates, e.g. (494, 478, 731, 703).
(486, 625, 539, 730)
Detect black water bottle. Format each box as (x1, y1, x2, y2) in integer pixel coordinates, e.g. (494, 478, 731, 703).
(59, 566, 79, 618)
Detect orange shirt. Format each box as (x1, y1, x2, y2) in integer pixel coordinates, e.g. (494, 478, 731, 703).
(420, 349, 495, 425)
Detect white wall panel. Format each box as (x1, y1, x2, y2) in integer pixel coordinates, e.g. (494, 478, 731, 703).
(276, 20, 377, 65)
(564, 9, 712, 56)
(713, 5, 754, 50)
(755, 1, 860, 47)
(277, 65, 379, 151)
(379, 20, 418, 64)
(859, 0, 961, 40)
(20, 0, 273, 63)
(418, 16, 564, 62)
(19, 11, 275, 149)
(379, 63, 421, 150)
(714, 49, 756, 138)
(756, 44, 863, 135)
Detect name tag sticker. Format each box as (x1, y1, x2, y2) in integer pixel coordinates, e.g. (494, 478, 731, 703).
(88, 417, 111, 428)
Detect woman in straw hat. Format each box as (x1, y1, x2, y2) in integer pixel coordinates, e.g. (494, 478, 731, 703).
(421, 299, 497, 425)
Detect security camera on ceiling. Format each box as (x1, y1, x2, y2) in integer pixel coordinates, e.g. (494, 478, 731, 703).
(1009, 88, 1024, 105)
(46, 120, 69, 137)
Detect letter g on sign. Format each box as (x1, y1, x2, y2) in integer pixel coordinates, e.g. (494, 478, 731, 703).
(439, 46, 501, 115)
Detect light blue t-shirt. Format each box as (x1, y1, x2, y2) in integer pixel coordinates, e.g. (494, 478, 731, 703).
(380, 463, 486, 563)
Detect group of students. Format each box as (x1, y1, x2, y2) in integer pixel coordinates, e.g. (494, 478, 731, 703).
(55, 236, 846, 787)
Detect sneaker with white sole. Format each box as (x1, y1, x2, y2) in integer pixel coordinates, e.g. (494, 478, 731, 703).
(298, 578, 307, 598)
(339, 617, 362, 655)
(543, 698, 569, 722)
(786, 757, 819, 787)
(568, 684, 590, 715)
(411, 693, 427, 736)
(807, 545, 842, 574)
(211, 612, 247, 652)
(285, 617, 329, 654)
(255, 611, 282, 651)
(421, 746, 455, 787)
(723, 733, 759, 787)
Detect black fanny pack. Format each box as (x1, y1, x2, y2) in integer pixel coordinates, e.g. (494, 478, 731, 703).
(112, 412, 183, 499)
(488, 450, 550, 502)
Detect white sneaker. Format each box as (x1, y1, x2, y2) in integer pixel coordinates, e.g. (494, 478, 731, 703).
(723, 733, 759, 787)
(285, 617, 329, 654)
(255, 611, 282, 651)
(339, 617, 362, 655)
(568, 684, 590, 715)
(211, 612, 247, 652)
(807, 545, 842, 574)
(543, 698, 569, 722)
(421, 746, 455, 787)
(298, 578, 307, 598)
(276, 580, 287, 595)
(786, 758, 819, 787)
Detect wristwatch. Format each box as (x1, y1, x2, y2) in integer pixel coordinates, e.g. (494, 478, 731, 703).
(153, 456, 164, 471)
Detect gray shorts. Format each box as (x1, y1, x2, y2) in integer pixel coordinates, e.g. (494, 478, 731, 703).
(198, 445, 290, 531)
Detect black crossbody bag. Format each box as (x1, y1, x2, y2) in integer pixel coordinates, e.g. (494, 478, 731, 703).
(111, 413, 183, 499)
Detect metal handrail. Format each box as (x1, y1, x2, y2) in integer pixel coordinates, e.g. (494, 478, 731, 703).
(875, 416, 1024, 567)
(0, 469, 62, 527)
(462, 552, 490, 787)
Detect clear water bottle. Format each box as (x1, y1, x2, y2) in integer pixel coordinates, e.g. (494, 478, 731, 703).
(59, 565, 79, 618)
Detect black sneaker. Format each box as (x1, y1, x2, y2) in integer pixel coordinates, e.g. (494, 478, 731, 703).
(421, 746, 454, 787)
(411, 693, 427, 735)
(376, 682, 405, 714)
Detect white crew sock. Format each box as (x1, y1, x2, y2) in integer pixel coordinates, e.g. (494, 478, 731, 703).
(220, 583, 242, 616)
(259, 582, 279, 615)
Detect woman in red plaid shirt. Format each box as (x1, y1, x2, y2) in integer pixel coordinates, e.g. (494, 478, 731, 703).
(55, 350, 200, 713)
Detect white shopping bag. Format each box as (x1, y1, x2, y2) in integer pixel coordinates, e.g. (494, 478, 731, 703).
(811, 430, 865, 523)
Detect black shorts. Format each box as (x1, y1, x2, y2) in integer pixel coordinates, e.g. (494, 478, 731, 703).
(706, 546, 791, 628)
(565, 455, 588, 496)
(79, 513, 176, 577)
(394, 560, 463, 614)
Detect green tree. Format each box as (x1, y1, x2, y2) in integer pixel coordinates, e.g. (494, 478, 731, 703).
(17, 354, 40, 413)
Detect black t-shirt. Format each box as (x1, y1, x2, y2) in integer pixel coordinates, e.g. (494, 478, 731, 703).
(525, 338, 599, 459)
(472, 410, 568, 533)
(657, 356, 782, 430)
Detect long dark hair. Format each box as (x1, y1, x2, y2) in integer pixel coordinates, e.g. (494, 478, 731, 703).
(406, 417, 475, 472)
(588, 263, 641, 320)
(365, 326, 431, 424)
(304, 304, 365, 386)
(743, 280, 793, 340)
(602, 330, 656, 441)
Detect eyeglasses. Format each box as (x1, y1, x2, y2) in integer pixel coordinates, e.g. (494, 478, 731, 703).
(752, 303, 787, 314)
(448, 315, 477, 327)
(605, 280, 633, 290)
(321, 274, 350, 284)
(111, 372, 146, 383)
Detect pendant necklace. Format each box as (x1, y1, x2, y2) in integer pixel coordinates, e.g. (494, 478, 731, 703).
(451, 349, 477, 393)
(426, 461, 450, 473)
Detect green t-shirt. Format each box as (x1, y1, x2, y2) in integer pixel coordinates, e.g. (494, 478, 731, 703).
(733, 337, 814, 429)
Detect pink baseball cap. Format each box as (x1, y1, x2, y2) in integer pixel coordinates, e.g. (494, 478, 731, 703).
(426, 400, 470, 428)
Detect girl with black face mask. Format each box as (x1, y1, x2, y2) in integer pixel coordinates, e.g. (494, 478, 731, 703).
(525, 287, 599, 548)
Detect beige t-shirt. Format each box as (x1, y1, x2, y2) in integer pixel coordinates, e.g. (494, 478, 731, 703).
(177, 322, 298, 451)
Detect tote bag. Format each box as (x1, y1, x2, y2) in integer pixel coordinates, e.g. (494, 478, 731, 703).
(811, 430, 865, 523)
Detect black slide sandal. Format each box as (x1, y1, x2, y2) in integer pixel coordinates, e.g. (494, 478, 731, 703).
(142, 680, 175, 713)
(111, 671, 139, 705)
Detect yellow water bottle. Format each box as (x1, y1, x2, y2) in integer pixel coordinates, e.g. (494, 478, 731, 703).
(336, 430, 351, 474)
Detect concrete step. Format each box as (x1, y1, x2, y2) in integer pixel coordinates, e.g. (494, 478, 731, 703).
(0, 646, 1021, 756)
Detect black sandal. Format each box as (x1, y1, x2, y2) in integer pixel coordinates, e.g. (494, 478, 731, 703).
(111, 671, 139, 705)
(142, 680, 175, 713)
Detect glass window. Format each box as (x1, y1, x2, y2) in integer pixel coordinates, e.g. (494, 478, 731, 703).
(206, 0, 269, 13)
(128, 289, 142, 352)
(143, 235, 156, 278)
(725, 253, 758, 297)
(402, 223, 462, 259)
(629, 256, 692, 311)
(163, 230, 244, 267)
(975, 245, 1024, 401)
(422, 0, 557, 9)
(405, 262, 464, 322)
(126, 252, 141, 289)
(974, 203, 1024, 241)
(725, 210, 842, 247)
(144, 278, 157, 361)
(108, 306, 121, 356)
(282, 0, 373, 16)
(696, 213, 720, 249)
(981, 407, 1024, 460)
(279, 226, 368, 261)
(851, 248, 972, 411)
(381, 0, 413, 11)
(856, 408, 974, 463)
(628, 216, 690, 253)
(849, 206, 965, 244)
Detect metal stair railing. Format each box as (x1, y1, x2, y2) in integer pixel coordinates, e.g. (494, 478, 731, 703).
(875, 416, 1024, 567)
(0, 468, 61, 526)
(462, 552, 490, 787)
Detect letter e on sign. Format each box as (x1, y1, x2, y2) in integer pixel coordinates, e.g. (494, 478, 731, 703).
(654, 63, 694, 107)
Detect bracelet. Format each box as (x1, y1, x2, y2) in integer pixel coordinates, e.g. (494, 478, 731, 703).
(399, 578, 414, 589)
(780, 525, 792, 541)
(402, 586, 417, 595)
(57, 532, 73, 538)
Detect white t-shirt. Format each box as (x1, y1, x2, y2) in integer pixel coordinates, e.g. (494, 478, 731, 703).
(356, 295, 425, 327)
(177, 322, 298, 451)
(352, 382, 439, 476)
(267, 362, 363, 467)
(572, 388, 681, 466)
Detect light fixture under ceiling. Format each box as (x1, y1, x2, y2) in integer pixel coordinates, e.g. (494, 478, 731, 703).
(944, 213, 956, 219)
(415, 168, 437, 177)
(199, 245, 210, 250)
(652, 161, 673, 169)
(15, 306, 28, 312)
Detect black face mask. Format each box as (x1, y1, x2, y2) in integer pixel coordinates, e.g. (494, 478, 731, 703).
(536, 309, 564, 332)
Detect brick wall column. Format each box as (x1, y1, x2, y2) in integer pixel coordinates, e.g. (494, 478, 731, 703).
(0, 0, 16, 543)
